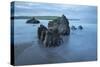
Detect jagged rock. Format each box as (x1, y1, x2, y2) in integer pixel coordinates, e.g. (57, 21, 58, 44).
(48, 14, 70, 35)
(37, 24, 63, 47)
(26, 17, 40, 24)
(43, 28, 63, 47)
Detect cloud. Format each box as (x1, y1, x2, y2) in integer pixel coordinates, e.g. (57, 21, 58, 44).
(13, 1, 97, 20)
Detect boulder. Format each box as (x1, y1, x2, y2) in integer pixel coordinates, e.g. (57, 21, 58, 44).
(26, 17, 40, 24)
(78, 25, 83, 30)
(71, 25, 77, 30)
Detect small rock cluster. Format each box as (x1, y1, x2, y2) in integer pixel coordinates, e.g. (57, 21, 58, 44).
(71, 25, 83, 30)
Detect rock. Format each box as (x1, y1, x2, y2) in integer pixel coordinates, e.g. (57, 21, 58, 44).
(78, 25, 83, 30)
(37, 15, 70, 48)
(71, 25, 77, 30)
(43, 30, 53, 47)
(26, 17, 40, 24)
(37, 24, 63, 47)
(37, 24, 47, 41)
(43, 28, 63, 47)
(48, 14, 70, 36)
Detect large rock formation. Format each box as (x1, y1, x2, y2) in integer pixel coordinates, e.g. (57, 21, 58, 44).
(26, 17, 40, 24)
(48, 14, 70, 35)
(37, 24, 63, 47)
(37, 15, 70, 48)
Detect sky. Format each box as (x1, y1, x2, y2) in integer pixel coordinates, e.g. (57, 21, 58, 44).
(11, 1, 97, 22)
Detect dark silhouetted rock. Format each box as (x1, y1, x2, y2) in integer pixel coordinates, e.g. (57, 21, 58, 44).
(78, 25, 83, 30)
(26, 17, 40, 24)
(71, 25, 77, 30)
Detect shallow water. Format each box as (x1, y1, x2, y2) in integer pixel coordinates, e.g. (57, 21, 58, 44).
(13, 19, 97, 65)
(14, 19, 50, 44)
(14, 19, 96, 44)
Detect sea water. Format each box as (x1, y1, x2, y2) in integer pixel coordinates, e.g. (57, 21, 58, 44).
(13, 19, 97, 65)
